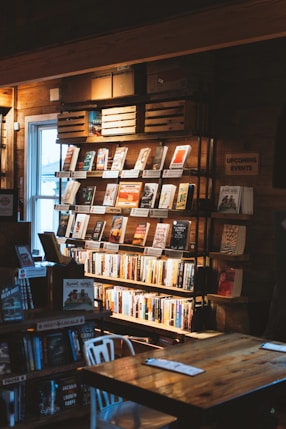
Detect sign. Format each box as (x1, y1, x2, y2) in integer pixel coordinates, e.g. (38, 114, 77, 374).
(225, 152, 259, 175)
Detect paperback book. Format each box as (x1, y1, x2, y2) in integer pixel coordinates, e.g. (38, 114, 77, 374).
(0, 341, 11, 375)
(72, 213, 90, 239)
(78, 185, 96, 206)
(15, 244, 35, 267)
(62, 180, 81, 205)
(59, 375, 79, 408)
(109, 215, 128, 244)
(0, 283, 24, 322)
(220, 224, 246, 255)
(96, 148, 109, 171)
(140, 182, 158, 209)
(170, 220, 191, 250)
(56, 213, 74, 237)
(175, 183, 195, 211)
(158, 184, 177, 209)
(152, 145, 168, 170)
(217, 185, 242, 214)
(217, 267, 243, 297)
(62, 146, 80, 172)
(102, 183, 119, 206)
(152, 223, 170, 249)
(133, 147, 151, 171)
(169, 144, 192, 169)
(111, 146, 128, 171)
(38, 379, 61, 415)
(81, 150, 96, 171)
(115, 182, 143, 208)
(63, 278, 94, 310)
(131, 222, 150, 246)
(92, 220, 106, 241)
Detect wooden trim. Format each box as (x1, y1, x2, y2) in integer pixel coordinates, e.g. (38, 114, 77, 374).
(0, 0, 286, 85)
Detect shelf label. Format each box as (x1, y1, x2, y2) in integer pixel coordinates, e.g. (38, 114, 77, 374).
(144, 247, 163, 257)
(75, 205, 91, 213)
(54, 204, 70, 211)
(71, 171, 87, 179)
(142, 170, 161, 179)
(163, 169, 183, 178)
(85, 240, 101, 250)
(2, 374, 27, 386)
(121, 169, 140, 178)
(90, 205, 106, 214)
(103, 242, 119, 252)
(37, 315, 85, 331)
(131, 208, 149, 217)
(55, 171, 71, 178)
(103, 170, 119, 179)
(149, 209, 168, 218)
(18, 266, 47, 279)
(105, 207, 122, 214)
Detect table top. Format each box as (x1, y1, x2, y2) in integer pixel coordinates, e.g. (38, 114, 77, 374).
(81, 333, 286, 427)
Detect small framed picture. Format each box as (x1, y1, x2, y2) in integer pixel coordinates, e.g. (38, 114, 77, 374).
(0, 189, 18, 221)
(15, 245, 35, 268)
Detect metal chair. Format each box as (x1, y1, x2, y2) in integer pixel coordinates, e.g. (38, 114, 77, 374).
(83, 334, 177, 429)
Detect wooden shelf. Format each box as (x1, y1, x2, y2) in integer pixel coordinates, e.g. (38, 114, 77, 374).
(207, 294, 249, 304)
(209, 252, 250, 262)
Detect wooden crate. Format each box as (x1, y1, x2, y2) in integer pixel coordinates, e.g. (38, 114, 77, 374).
(102, 105, 141, 136)
(57, 111, 90, 139)
(144, 99, 197, 133)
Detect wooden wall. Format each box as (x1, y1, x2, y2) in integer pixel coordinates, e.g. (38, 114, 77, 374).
(12, 36, 286, 336)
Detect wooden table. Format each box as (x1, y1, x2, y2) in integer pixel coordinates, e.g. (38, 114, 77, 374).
(81, 333, 286, 428)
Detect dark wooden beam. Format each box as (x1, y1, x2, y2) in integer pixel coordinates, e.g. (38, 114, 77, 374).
(0, 0, 286, 86)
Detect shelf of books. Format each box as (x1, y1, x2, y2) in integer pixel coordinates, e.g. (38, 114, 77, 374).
(54, 93, 215, 341)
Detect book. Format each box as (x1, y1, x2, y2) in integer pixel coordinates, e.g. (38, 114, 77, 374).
(62, 180, 81, 205)
(72, 213, 90, 239)
(175, 183, 195, 211)
(115, 181, 143, 208)
(158, 184, 177, 209)
(38, 231, 72, 264)
(38, 379, 61, 415)
(79, 185, 96, 206)
(109, 215, 128, 244)
(56, 212, 75, 237)
(45, 331, 68, 366)
(170, 220, 191, 250)
(133, 147, 151, 171)
(241, 186, 254, 215)
(1, 389, 15, 426)
(0, 283, 24, 322)
(217, 267, 243, 297)
(152, 223, 170, 249)
(111, 146, 128, 171)
(0, 341, 11, 375)
(220, 224, 246, 255)
(62, 146, 80, 172)
(92, 220, 106, 241)
(82, 150, 96, 171)
(59, 375, 79, 408)
(217, 185, 242, 214)
(96, 147, 109, 170)
(102, 183, 119, 206)
(152, 145, 168, 170)
(169, 144, 192, 169)
(132, 222, 150, 246)
(63, 278, 94, 310)
(67, 328, 82, 361)
(140, 183, 158, 209)
(15, 244, 35, 267)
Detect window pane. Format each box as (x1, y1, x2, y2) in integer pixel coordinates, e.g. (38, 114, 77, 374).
(40, 128, 65, 195)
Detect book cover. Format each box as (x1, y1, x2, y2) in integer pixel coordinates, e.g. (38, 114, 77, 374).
(109, 215, 128, 244)
(0, 341, 11, 375)
(102, 183, 119, 206)
(72, 213, 90, 239)
(96, 148, 109, 170)
(170, 220, 191, 250)
(152, 223, 170, 249)
(169, 144, 192, 169)
(111, 146, 128, 171)
(175, 183, 195, 211)
(56, 212, 75, 237)
(133, 147, 151, 171)
(217, 267, 243, 297)
(63, 278, 94, 311)
(92, 220, 106, 241)
(217, 185, 242, 214)
(132, 222, 150, 246)
(15, 244, 35, 267)
(62, 180, 81, 205)
(67, 328, 82, 361)
(59, 375, 79, 408)
(220, 224, 246, 255)
(158, 184, 177, 209)
(45, 331, 68, 366)
(82, 150, 96, 171)
(80, 185, 96, 206)
(115, 182, 143, 208)
(152, 145, 168, 170)
(1, 389, 15, 426)
(140, 183, 158, 209)
(37, 379, 61, 415)
(0, 283, 24, 322)
(62, 146, 80, 172)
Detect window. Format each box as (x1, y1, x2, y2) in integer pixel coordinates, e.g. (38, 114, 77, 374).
(25, 114, 67, 254)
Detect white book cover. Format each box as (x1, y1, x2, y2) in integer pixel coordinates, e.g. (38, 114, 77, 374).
(217, 185, 242, 214)
(133, 147, 151, 171)
(96, 148, 109, 170)
(63, 278, 94, 310)
(72, 213, 90, 239)
(62, 180, 81, 205)
(152, 223, 170, 249)
(111, 147, 128, 171)
(169, 144, 192, 169)
(102, 183, 119, 206)
(109, 215, 128, 244)
(62, 146, 80, 172)
(158, 184, 177, 209)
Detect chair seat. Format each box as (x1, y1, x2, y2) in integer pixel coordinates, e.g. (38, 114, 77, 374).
(97, 400, 177, 429)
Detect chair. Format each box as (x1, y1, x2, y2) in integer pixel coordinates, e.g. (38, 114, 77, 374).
(83, 334, 177, 429)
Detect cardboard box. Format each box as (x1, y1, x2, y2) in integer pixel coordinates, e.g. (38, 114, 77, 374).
(91, 73, 112, 100)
